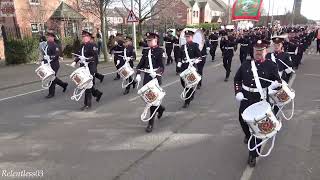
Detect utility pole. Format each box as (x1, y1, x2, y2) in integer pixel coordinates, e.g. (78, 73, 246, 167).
(131, 0, 137, 53)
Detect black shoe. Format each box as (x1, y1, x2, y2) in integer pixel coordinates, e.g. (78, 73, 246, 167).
(63, 83, 68, 93)
(96, 92, 103, 102)
(224, 78, 229, 82)
(182, 103, 189, 108)
(145, 125, 153, 133)
(212, 59, 215, 62)
(100, 76, 104, 83)
(80, 105, 91, 111)
(197, 85, 201, 89)
(123, 89, 130, 95)
(45, 94, 54, 99)
(113, 76, 120, 80)
(157, 107, 165, 119)
(132, 82, 136, 89)
(247, 155, 256, 167)
(244, 137, 249, 144)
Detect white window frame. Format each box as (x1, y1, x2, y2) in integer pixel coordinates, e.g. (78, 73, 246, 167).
(29, 0, 40, 5)
(83, 22, 94, 33)
(31, 23, 44, 33)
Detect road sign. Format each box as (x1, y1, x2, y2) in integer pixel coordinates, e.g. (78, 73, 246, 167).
(127, 10, 139, 23)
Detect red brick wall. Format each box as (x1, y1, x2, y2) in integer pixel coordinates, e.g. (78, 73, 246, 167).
(154, 0, 188, 26)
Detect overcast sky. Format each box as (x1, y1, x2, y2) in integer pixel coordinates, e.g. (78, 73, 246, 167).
(223, 0, 320, 20)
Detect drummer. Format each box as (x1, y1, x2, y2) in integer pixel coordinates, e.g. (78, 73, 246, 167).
(70, 30, 103, 111)
(123, 36, 137, 95)
(135, 32, 166, 133)
(42, 30, 68, 99)
(234, 39, 282, 167)
(177, 30, 202, 108)
(266, 36, 294, 83)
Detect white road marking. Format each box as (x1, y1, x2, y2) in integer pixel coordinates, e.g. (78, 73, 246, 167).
(129, 63, 223, 102)
(0, 89, 46, 102)
(304, 73, 320, 77)
(0, 68, 119, 103)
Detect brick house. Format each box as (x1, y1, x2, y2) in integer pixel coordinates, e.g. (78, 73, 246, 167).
(0, 0, 101, 38)
(189, 0, 226, 25)
(152, 0, 226, 26)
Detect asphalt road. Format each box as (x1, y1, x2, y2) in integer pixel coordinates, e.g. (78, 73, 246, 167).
(0, 46, 319, 180)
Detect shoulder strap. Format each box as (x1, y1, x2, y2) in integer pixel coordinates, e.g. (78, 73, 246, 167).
(148, 49, 154, 71)
(251, 60, 266, 100)
(184, 44, 190, 60)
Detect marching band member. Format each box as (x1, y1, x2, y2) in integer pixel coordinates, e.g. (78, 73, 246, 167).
(111, 33, 125, 80)
(208, 31, 219, 62)
(286, 30, 300, 70)
(177, 30, 201, 108)
(42, 30, 68, 99)
(237, 31, 251, 64)
(197, 36, 208, 89)
(123, 36, 137, 95)
(173, 28, 183, 74)
(164, 30, 175, 65)
(90, 36, 104, 83)
(220, 31, 237, 82)
(234, 39, 281, 167)
(266, 36, 294, 83)
(70, 30, 103, 111)
(136, 32, 166, 133)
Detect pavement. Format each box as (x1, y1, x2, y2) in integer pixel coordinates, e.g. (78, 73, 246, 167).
(0, 42, 319, 180)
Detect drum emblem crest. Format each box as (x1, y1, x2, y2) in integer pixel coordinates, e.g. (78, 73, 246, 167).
(145, 89, 157, 102)
(276, 90, 289, 102)
(186, 73, 196, 82)
(257, 117, 275, 134)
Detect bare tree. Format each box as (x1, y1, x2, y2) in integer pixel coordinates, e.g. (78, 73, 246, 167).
(120, 0, 174, 36)
(78, 0, 119, 62)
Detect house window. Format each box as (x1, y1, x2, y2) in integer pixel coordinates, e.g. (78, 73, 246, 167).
(29, 0, 40, 5)
(177, 13, 182, 18)
(83, 22, 93, 33)
(196, 11, 198, 17)
(31, 23, 44, 33)
(193, 11, 195, 17)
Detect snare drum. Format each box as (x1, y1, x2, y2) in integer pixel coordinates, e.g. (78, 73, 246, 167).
(138, 79, 166, 106)
(242, 101, 282, 139)
(118, 63, 134, 80)
(180, 66, 201, 88)
(271, 81, 295, 106)
(35, 63, 55, 81)
(70, 67, 93, 89)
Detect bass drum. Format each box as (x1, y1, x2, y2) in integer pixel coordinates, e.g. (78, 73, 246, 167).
(193, 29, 205, 51)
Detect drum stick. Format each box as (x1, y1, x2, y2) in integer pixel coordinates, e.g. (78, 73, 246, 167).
(277, 58, 295, 73)
(259, 77, 274, 83)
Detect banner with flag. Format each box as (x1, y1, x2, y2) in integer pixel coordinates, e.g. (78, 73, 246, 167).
(232, 0, 263, 21)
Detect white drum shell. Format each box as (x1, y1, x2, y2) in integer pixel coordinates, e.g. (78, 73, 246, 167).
(118, 63, 134, 80)
(242, 101, 282, 139)
(35, 64, 55, 81)
(180, 66, 201, 88)
(70, 67, 93, 89)
(138, 79, 166, 106)
(271, 81, 295, 106)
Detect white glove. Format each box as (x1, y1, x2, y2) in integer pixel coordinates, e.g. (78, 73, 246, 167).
(70, 62, 76, 68)
(194, 58, 201, 64)
(149, 71, 157, 78)
(135, 74, 141, 82)
(78, 57, 86, 64)
(44, 55, 50, 61)
(269, 81, 281, 90)
(116, 60, 120, 66)
(177, 62, 182, 68)
(41, 61, 45, 65)
(235, 92, 248, 102)
(114, 41, 118, 46)
(268, 88, 278, 95)
(206, 47, 210, 51)
(285, 67, 293, 74)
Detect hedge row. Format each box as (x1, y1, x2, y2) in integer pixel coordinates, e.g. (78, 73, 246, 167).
(186, 23, 220, 30)
(4, 38, 38, 65)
